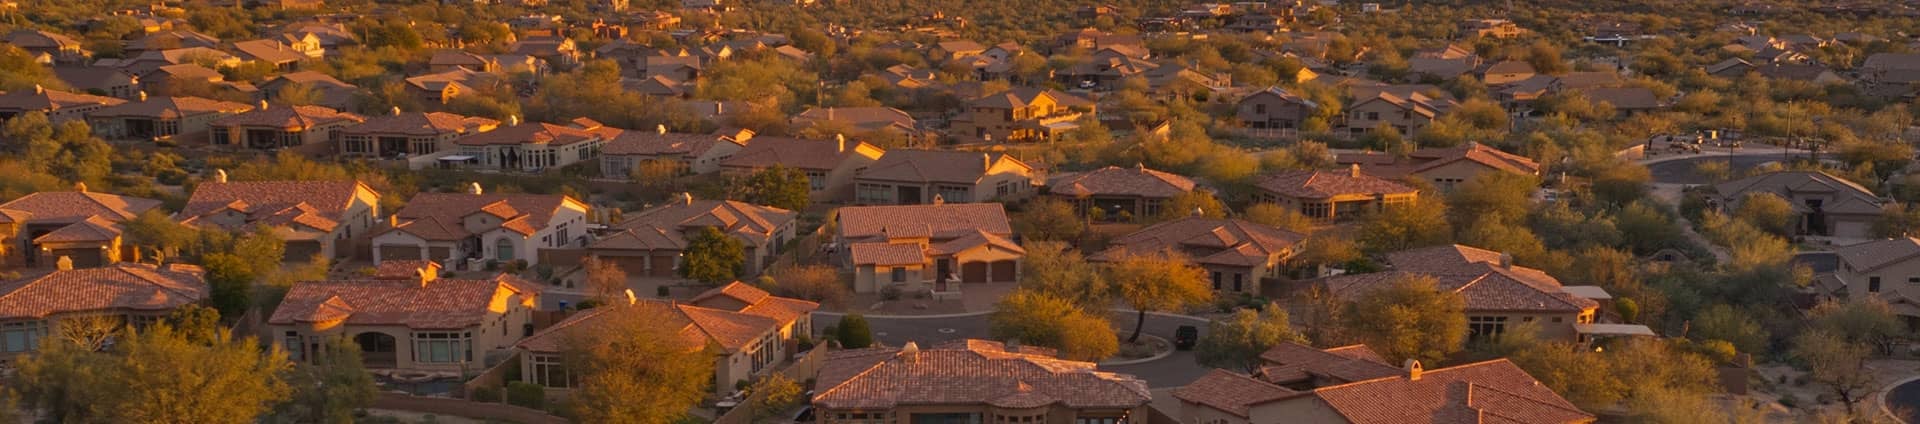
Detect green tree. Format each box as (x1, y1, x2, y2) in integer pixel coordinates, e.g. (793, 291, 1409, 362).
(1446, 173, 1538, 228)
(1690, 304, 1769, 356)
(1341, 273, 1468, 364)
(1195, 307, 1306, 373)
(1357, 197, 1452, 253)
(269, 337, 377, 424)
(1792, 330, 1876, 412)
(1808, 299, 1906, 355)
(1017, 241, 1110, 310)
(1013, 197, 1085, 240)
(1156, 190, 1226, 223)
(679, 226, 745, 285)
(988, 290, 1118, 361)
(747, 373, 803, 420)
(1109, 253, 1213, 343)
(733, 165, 811, 211)
(562, 304, 714, 424)
(835, 313, 874, 348)
(1732, 193, 1795, 236)
(121, 209, 195, 263)
(201, 253, 256, 319)
(14, 323, 291, 424)
(1242, 203, 1314, 234)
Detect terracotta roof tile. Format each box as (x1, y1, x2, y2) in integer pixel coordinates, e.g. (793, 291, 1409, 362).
(0, 87, 125, 113)
(342, 111, 497, 137)
(813, 339, 1150, 410)
(1255, 168, 1418, 200)
(32, 215, 123, 243)
(88, 95, 252, 119)
(1047, 165, 1197, 199)
(209, 104, 362, 128)
(268, 273, 536, 329)
(612, 199, 794, 246)
(1255, 342, 1401, 384)
(1312, 359, 1593, 424)
(452, 120, 619, 147)
(587, 225, 687, 250)
(0, 191, 161, 224)
(849, 242, 928, 266)
(1091, 218, 1302, 267)
(230, 39, 304, 64)
(179, 181, 371, 232)
(720, 136, 877, 171)
(1833, 237, 1920, 273)
(1323, 245, 1599, 313)
(516, 300, 778, 354)
(1170, 369, 1304, 418)
(602, 131, 740, 157)
(0, 263, 207, 320)
(385, 192, 579, 240)
(836, 203, 1013, 242)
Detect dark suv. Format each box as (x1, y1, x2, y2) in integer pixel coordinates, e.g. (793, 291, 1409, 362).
(1173, 325, 1199, 350)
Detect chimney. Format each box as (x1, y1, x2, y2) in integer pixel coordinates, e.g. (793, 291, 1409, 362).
(415, 267, 437, 287)
(213, 168, 228, 183)
(624, 288, 637, 305)
(901, 341, 920, 363)
(981, 153, 992, 170)
(73, 182, 87, 192)
(391, 106, 402, 116)
(258, 100, 268, 110)
(468, 182, 484, 195)
(657, 124, 667, 135)
(508, 115, 520, 126)
(681, 192, 694, 205)
(1498, 252, 1513, 269)
(714, 102, 723, 114)
(138, 90, 148, 101)
(55, 256, 73, 271)
(1405, 359, 1423, 381)
(1349, 163, 1362, 178)
(932, 194, 945, 205)
(33, 84, 43, 94)
(836, 134, 846, 153)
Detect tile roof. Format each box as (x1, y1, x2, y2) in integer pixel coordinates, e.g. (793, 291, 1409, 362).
(373, 259, 442, 280)
(1170, 369, 1305, 418)
(0, 191, 161, 224)
(1255, 342, 1401, 385)
(230, 39, 304, 63)
(836, 203, 1013, 242)
(688, 281, 819, 327)
(342, 111, 498, 137)
(813, 339, 1150, 410)
(1714, 170, 1884, 215)
(3, 29, 82, 50)
(1255, 168, 1418, 200)
(1575, 86, 1659, 110)
(609, 198, 795, 246)
(0, 87, 126, 112)
(52, 66, 136, 91)
(719, 136, 876, 171)
(386, 192, 579, 240)
(792, 106, 915, 133)
(179, 181, 372, 232)
(1833, 237, 1920, 273)
(969, 87, 1092, 109)
(452, 119, 619, 147)
(1047, 165, 1196, 199)
(144, 63, 226, 81)
(0, 263, 208, 320)
(404, 67, 499, 91)
(270, 273, 537, 329)
(602, 130, 740, 157)
(849, 242, 930, 266)
(1312, 359, 1593, 424)
(1091, 217, 1302, 268)
(516, 299, 778, 354)
(1323, 244, 1598, 313)
(586, 225, 687, 250)
(1337, 142, 1540, 180)
(88, 95, 252, 119)
(858, 149, 1029, 185)
(209, 104, 362, 129)
(32, 215, 124, 243)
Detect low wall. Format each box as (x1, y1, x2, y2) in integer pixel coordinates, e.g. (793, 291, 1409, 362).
(372, 393, 566, 424)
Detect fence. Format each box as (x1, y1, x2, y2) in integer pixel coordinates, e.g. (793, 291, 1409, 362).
(372, 393, 567, 424)
(711, 346, 830, 424)
(461, 349, 522, 399)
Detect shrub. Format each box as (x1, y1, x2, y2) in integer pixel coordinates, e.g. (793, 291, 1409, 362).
(656, 285, 671, 297)
(505, 382, 544, 409)
(836, 314, 874, 348)
(470, 387, 502, 403)
(880, 284, 902, 301)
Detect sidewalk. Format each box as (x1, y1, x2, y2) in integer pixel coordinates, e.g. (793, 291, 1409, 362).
(822, 282, 1018, 317)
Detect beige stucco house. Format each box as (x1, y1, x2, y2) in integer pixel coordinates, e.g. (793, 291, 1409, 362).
(599, 127, 748, 178)
(516, 283, 816, 395)
(1253, 166, 1419, 221)
(1318, 244, 1603, 341)
(371, 187, 590, 269)
(1712, 171, 1885, 239)
(852, 150, 1039, 205)
(949, 88, 1094, 143)
(1822, 238, 1920, 325)
(813, 340, 1152, 424)
(267, 262, 541, 372)
(1336, 142, 1541, 191)
(0, 190, 162, 269)
(835, 202, 1023, 293)
(719, 136, 886, 203)
(177, 176, 382, 262)
(586, 196, 796, 278)
(1092, 218, 1303, 296)
(0, 262, 207, 362)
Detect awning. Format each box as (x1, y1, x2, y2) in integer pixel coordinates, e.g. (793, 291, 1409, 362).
(1560, 285, 1612, 300)
(1574, 323, 1657, 337)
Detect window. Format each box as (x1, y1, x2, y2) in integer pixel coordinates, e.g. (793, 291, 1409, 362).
(806, 171, 827, 191)
(892, 267, 907, 283)
(412, 331, 472, 363)
(1908, 277, 1919, 284)
(1076, 418, 1121, 424)
(1254, 103, 1267, 114)
(285, 331, 304, 361)
(531, 354, 572, 388)
(1468, 316, 1508, 339)
(2, 321, 46, 353)
(1871, 277, 1883, 293)
(857, 183, 892, 204)
(1210, 271, 1222, 290)
(1365, 112, 1380, 120)
(1233, 273, 1244, 292)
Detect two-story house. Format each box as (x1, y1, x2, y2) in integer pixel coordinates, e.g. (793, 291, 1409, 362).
(0, 85, 125, 123)
(719, 136, 886, 203)
(1712, 171, 1885, 239)
(1253, 166, 1419, 221)
(371, 186, 589, 268)
(51, 66, 141, 99)
(207, 102, 364, 156)
(403, 68, 500, 104)
(177, 175, 382, 261)
(1091, 218, 1303, 296)
(1317, 244, 1603, 341)
(229, 39, 305, 72)
(1335, 142, 1541, 191)
(338, 110, 499, 159)
(1824, 238, 1920, 325)
(836, 202, 1024, 293)
(1341, 90, 1449, 138)
(516, 287, 816, 395)
(268, 263, 541, 371)
(452, 117, 620, 172)
(1235, 87, 1319, 135)
(586, 195, 796, 278)
(1046, 165, 1198, 222)
(87, 93, 253, 141)
(0, 189, 162, 269)
(813, 340, 1152, 423)
(599, 127, 748, 178)
(852, 150, 1039, 205)
(1, 262, 207, 362)
(3, 29, 87, 63)
(949, 88, 1095, 143)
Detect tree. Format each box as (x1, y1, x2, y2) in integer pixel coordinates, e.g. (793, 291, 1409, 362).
(1013, 197, 1084, 240)
(1809, 299, 1906, 355)
(1195, 307, 1305, 373)
(270, 337, 377, 424)
(55, 314, 124, 352)
(1109, 253, 1213, 343)
(270, 82, 321, 106)
(1356, 197, 1452, 253)
(732, 165, 811, 211)
(1690, 304, 1769, 355)
(748, 373, 803, 420)
(562, 304, 714, 424)
(1732, 193, 1795, 236)
(1792, 330, 1877, 412)
(763, 265, 850, 309)
(121, 209, 195, 263)
(988, 290, 1118, 361)
(14, 323, 291, 424)
(835, 313, 874, 348)
(1018, 241, 1110, 310)
(580, 256, 630, 303)
(1446, 173, 1538, 228)
(201, 253, 256, 319)
(680, 226, 745, 285)
(630, 159, 683, 188)
(1156, 191, 1226, 223)
(1340, 273, 1467, 364)
(1242, 203, 1314, 234)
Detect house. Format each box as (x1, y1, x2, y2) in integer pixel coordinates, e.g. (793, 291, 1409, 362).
(338, 110, 499, 159)
(207, 102, 364, 155)
(0, 85, 126, 123)
(719, 136, 886, 203)
(229, 39, 305, 71)
(0, 190, 162, 269)
(516, 287, 815, 394)
(1319, 244, 1603, 340)
(508, 36, 579, 68)
(403, 68, 500, 104)
(1712, 171, 1885, 239)
(1335, 142, 1541, 191)
(126, 30, 221, 53)
(1756, 63, 1846, 84)
(137, 63, 236, 97)
(0, 263, 208, 361)
(1407, 57, 1478, 82)
(114, 47, 240, 76)
(1576, 86, 1661, 115)
(1092, 218, 1303, 295)
(1412, 44, 1474, 60)
(1861, 53, 1920, 99)
(52, 66, 141, 99)
(949, 88, 1095, 143)
(642, 55, 702, 81)
(256, 71, 358, 110)
(1821, 238, 1920, 319)
(790, 106, 918, 139)
(1706, 58, 1755, 77)
(3, 29, 86, 63)
(625, 75, 688, 97)
(87, 93, 253, 141)
(178, 176, 382, 261)
(1253, 166, 1419, 220)
(268, 266, 541, 371)
(251, 0, 325, 10)
(1172, 342, 1593, 424)
(852, 150, 1039, 205)
(274, 32, 326, 58)
(1477, 60, 1537, 86)
(451, 117, 620, 172)
(1340, 90, 1447, 138)
(813, 340, 1152, 423)
(1235, 87, 1318, 133)
(1046, 165, 1197, 221)
(1459, 18, 1527, 38)
(835, 202, 1023, 293)
(599, 127, 747, 178)
(428, 50, 497, 73)
(371, 187, 590, 267)
(588, 196, 796, 278)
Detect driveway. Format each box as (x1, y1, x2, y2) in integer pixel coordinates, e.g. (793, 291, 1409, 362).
(812, 310, 1214, 388)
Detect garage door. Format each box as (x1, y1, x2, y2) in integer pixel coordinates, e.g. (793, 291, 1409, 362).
(610, 256, 651, 276)
(990, 260, 1016, 282)
(285, 241, 323, 262)
(380, 245, 422, 261)
(51, 248, 103, 268)
(1833, 221, 1870, 239)
(429, 247, 451, 262)
(961, 262, 988, 283)
(650, 254, 676, 277)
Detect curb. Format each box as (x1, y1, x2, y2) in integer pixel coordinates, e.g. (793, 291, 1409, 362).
(813, 310, 994, 319)
(1880, 374, 1920, 424)
(1099, 334, 1175, 366)
(1108, 308, 1213, 323)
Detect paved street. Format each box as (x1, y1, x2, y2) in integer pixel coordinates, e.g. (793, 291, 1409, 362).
(813, 310, 1214, 389)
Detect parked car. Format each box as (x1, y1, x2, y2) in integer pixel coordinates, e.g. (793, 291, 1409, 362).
(1174, 325, 1198, 350)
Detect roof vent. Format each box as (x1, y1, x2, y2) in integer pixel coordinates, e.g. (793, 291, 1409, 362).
(836, 133, 846, 153)
(32, 84, 43, 94)
(624, 288, 637, 305)
(416, 267, 437, 287)
(508, 115, 520, 126)
(391, 106, 402, 116)
(931, 194, 945, 205)
(55, 256, 73, 271)
(681, 192, 694, 205)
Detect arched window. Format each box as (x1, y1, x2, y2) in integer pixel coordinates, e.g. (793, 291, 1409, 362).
(495, 238, 515, 261)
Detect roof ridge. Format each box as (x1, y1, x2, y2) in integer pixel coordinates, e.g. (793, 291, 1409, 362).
(1464, 381, 1591, 417)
